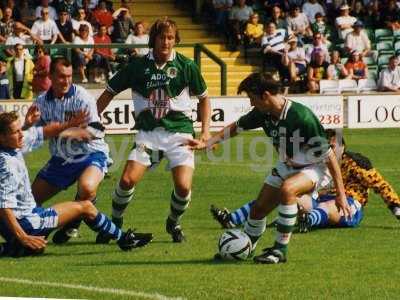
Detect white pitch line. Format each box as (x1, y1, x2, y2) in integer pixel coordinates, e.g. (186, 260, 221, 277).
(0, 277, 185, 300)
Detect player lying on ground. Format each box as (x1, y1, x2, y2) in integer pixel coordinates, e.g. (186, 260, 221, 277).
(188, 72, 351, 264)
(210, 129, 400, 230)
(29, 57, 111, 245)
(0, 111, 153, 257)
(95, 18, 211, 243)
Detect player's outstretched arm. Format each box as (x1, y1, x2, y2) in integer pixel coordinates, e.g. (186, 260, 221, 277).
(0, 208, 47, 252)
(97, 90, 115, 114)
(42, 110, 90, 139)
(326, 150, 352, 220)
(22, 105, 41, 130)
(187, 122, 239, 150)
(198, 95, 211, 142)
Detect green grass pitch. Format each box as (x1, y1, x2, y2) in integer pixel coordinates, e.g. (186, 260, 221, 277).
(0, 129, 399, 299)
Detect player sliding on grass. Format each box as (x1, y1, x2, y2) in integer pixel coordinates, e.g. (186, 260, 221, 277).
(188, 72, 351, 264)
(95, 18, 211, 243)
(0, 111, 153, 257)
(210, 129, 400, 231)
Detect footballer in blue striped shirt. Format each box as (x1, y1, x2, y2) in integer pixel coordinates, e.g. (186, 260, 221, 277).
(0, 110, 152, 257)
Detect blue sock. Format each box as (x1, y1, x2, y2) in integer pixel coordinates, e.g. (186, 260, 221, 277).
(86, 213, 123, 241)
(308, 208, 329, 228)
(230, 200, 256, 226)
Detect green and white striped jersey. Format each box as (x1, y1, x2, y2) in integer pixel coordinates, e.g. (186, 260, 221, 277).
(106, 50, 207, 134)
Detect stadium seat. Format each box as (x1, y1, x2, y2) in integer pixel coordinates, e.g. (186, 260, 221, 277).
(364, 56, 376, 66)
(376, 41, 394, 55)
(394, 30, 400, 41)
(339, 79, 358, 93)
(394, 41, 400, 53)
(375, 29, 393, 42)
(364, 28, 375, 42)
(319, 80, 340, 94)
(341, 57, 348, 65)
(378, 54, 391, 67)
(367, 69, 378, 80)
(358, 78, 377, 93)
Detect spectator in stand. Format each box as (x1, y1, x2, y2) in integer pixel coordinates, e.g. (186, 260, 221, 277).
(111, 7, 134, 43)
(327, 50, 349, 80)
(4, 0, 21, 22)
(73, 24, 94, 83)
(56, 0, 78, 19)
(345, 50, 368, 80)
(31, 7, 59, 44)
(265, 5, 288, 31)
(72, 8, 94, 37)
(93, 24, 115, 83)
(307, 50, 329, 93)
(0, 59, 10, 99)
(244, 13, 264, 45)
(302, 0, 325, 23)
(305, 31, 329, 62)
(228, 0, 253, 50)
(0, 7, 16, 42)
(361, 1, 380, 29)
(6, 44, 34, 99)
(35, 0, 58, 21)
(32, 45, 51, 95)
(335, 4, 357, 40)
(56, 10, 74, 43)
(351, 0, 365, 20)
(78, 0, 96, 26)
(344, 20, 371, 57)
(125, 21, 149, 57)
(92, 0, 113, 30)
(212, 0, 233, 36)
(380, 0, 400, 31)
(311, 12, 328, 40)
(76, 0, 99, 10)
(5, 22, 33, 58)
(19, 0, 36, 28)
(261, 21, 288, 80)
(286, 5, 311, 45)
(284, 35, 307, 82)
(378, 55, 400, 92)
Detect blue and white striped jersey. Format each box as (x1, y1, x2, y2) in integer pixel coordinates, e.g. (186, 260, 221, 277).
(34, 84, 109, 160)
(0, 127, 44, 219)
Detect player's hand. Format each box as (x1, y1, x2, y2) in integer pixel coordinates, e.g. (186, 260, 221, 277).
(335, 194, 352, 221)
(24, 105, 41, 128)
(185, 139, 207, 151)
(199, 131, 211, 142)
(20, 235, 47, 251)
(68, 110, 90, 128)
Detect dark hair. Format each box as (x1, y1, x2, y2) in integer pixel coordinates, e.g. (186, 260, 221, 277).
(34, 44, 47, 56)
(148, 18, 180, 48)
(79, 24, 89, 32)
(50, 57, 72, 74)
(0, 111, 19, 135)
(237, 72, 282, 96)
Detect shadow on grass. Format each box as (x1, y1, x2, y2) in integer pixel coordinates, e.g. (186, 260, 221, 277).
(361, 225, 398, 230)
(73, 258, 249, 267)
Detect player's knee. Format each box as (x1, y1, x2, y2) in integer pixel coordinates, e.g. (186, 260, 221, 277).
(174, 185, 191, 199)
(280, 181, 297, 204)
(120, 174, 138, 190)
(80, 200, 97, 219)
(77, 188, 97, 202)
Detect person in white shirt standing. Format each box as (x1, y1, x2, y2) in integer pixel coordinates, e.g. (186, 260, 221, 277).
(378, 56, 400, 92)
(125, 21, 149, 57)
(73, 24, 94, 83)
(31, 7, 59, 44)
(335, 4, 357, 40)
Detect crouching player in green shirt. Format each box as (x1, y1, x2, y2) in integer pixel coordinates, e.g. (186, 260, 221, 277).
(188, 72, 351, 264)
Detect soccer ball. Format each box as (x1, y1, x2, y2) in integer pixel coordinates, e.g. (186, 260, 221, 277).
(218, 229, 252, 260)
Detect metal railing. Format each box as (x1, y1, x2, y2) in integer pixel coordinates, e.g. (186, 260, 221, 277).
(1, 42, 227, 95)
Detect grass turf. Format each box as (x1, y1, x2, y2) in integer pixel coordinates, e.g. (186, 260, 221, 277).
(0, 129, 399, 299)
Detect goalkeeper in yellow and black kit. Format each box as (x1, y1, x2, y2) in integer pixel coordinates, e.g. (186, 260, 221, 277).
(210, 129, 400, 231)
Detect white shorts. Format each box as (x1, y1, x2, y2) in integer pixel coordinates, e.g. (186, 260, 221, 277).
(265, 161, 332, 191)
(128, 127, 194, 170)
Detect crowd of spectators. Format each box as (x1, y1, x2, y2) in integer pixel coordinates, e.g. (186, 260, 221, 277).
(0, 0, 150, 99)
(202, 0, 400, 93)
